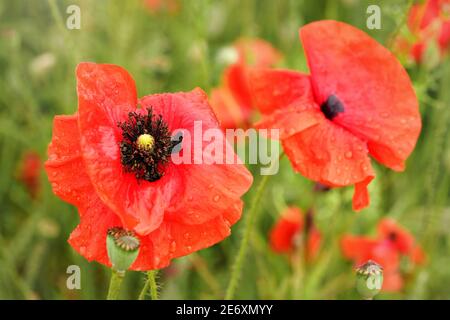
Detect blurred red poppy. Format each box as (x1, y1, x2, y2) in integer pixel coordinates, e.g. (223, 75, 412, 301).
(269, 207, 321, 260)
(211, 39, 281, 130)
(341, 218, 425, 291)
(45, 62, 253, 270)
(249, 21, 421, 211)
(143, 0, 179, 14)
(18, 151, 41, 198)
(404, 0, 450, 62)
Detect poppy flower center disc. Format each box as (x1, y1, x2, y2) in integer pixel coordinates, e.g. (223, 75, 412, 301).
(320, 94, 345, 120)
(118, 108, 175, 182)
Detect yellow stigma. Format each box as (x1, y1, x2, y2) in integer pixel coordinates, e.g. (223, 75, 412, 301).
(137, 134, 155, 151)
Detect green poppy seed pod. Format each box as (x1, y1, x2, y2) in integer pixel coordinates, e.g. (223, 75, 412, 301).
(355, 260, 383, 300)
(106, 227, 140, 274)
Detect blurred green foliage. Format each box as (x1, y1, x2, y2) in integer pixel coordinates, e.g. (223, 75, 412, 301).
(0, 0, 449, 299)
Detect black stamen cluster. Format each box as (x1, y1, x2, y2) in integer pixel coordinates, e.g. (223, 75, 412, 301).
(118, 108, 172, 182)
(320, 94, 345, 120)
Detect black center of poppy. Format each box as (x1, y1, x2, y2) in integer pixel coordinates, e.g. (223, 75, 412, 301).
(320, 95, 345, 120)
(118, 108, 180, 182)
(387, 232, 398, 242)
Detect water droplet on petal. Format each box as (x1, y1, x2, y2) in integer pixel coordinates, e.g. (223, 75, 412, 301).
(170, 241, 176, 253)
(213, 195, 220, 202)
(345, 151, 353, 159)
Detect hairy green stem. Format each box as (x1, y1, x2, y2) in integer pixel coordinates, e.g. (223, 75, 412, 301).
(138, 270, 158, 300)
(225, 174, 271, 300)
(107, 270, 125, 300)
(387, 0, 414, 49)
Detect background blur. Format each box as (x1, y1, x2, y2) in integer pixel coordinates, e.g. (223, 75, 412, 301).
(0, 0, 449, 299)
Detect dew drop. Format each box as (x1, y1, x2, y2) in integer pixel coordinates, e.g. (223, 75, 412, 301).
(213, 195, 220, 202)
(345, 151, 353, 159)
(170, 241, 176, 253)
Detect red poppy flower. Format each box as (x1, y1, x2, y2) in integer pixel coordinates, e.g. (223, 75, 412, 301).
(341, 218, 425, 291)
(18, 151, 41, 198)
(269, 207, 321, 260)
(45, 62, 253, 270)
(404, 0, 450, 62)
(248, 21, 421, 211)
(211, 39, 281, 130)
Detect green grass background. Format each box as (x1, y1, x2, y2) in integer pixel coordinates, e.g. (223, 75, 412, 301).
(0, 0, 449, 299)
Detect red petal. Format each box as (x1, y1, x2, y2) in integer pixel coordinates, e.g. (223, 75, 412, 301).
(341, 235, 377, 262)
(234, 38, 282, 67)
(255, 107, 324, 140)
(133, 201, 243, 270)
(439, 20, 450, 49)
(224, 64, 253, 110)
(248, 68, 316, 114)
(377, 218, 415, 254)
(76, 62, 137, 125)
(307, 228, 322, 260)
(372, 242, 401, 272)
(382, 272, 404, 292)
(210, 86, 249, 130)
(68, 193, 121, 266)
(282, 122, 375, 210)
(353, 176, 374, 211)
(300, 21, 421, 171)
(45, 114, 92, 209)
(139, 88, 253, 226)
(410, 245, 426, 264)
(269, 207, 303, 253)
(69, 185, 244, 271)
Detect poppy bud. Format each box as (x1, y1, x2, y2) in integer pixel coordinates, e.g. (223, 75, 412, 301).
(106, 227, 140, 274)
(355, 260, 383, 300)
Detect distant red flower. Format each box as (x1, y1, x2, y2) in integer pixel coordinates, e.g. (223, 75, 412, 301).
(45, 63, 253, 271)
(269, 207, 321, 260)
(405, 0, 450, 62)
(211, 39, 281, 130)
(341, 218, 425, 291)
(18, 151, 41, 198)
(144, 0, 179, 14)
(249, 21, 421, 211)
